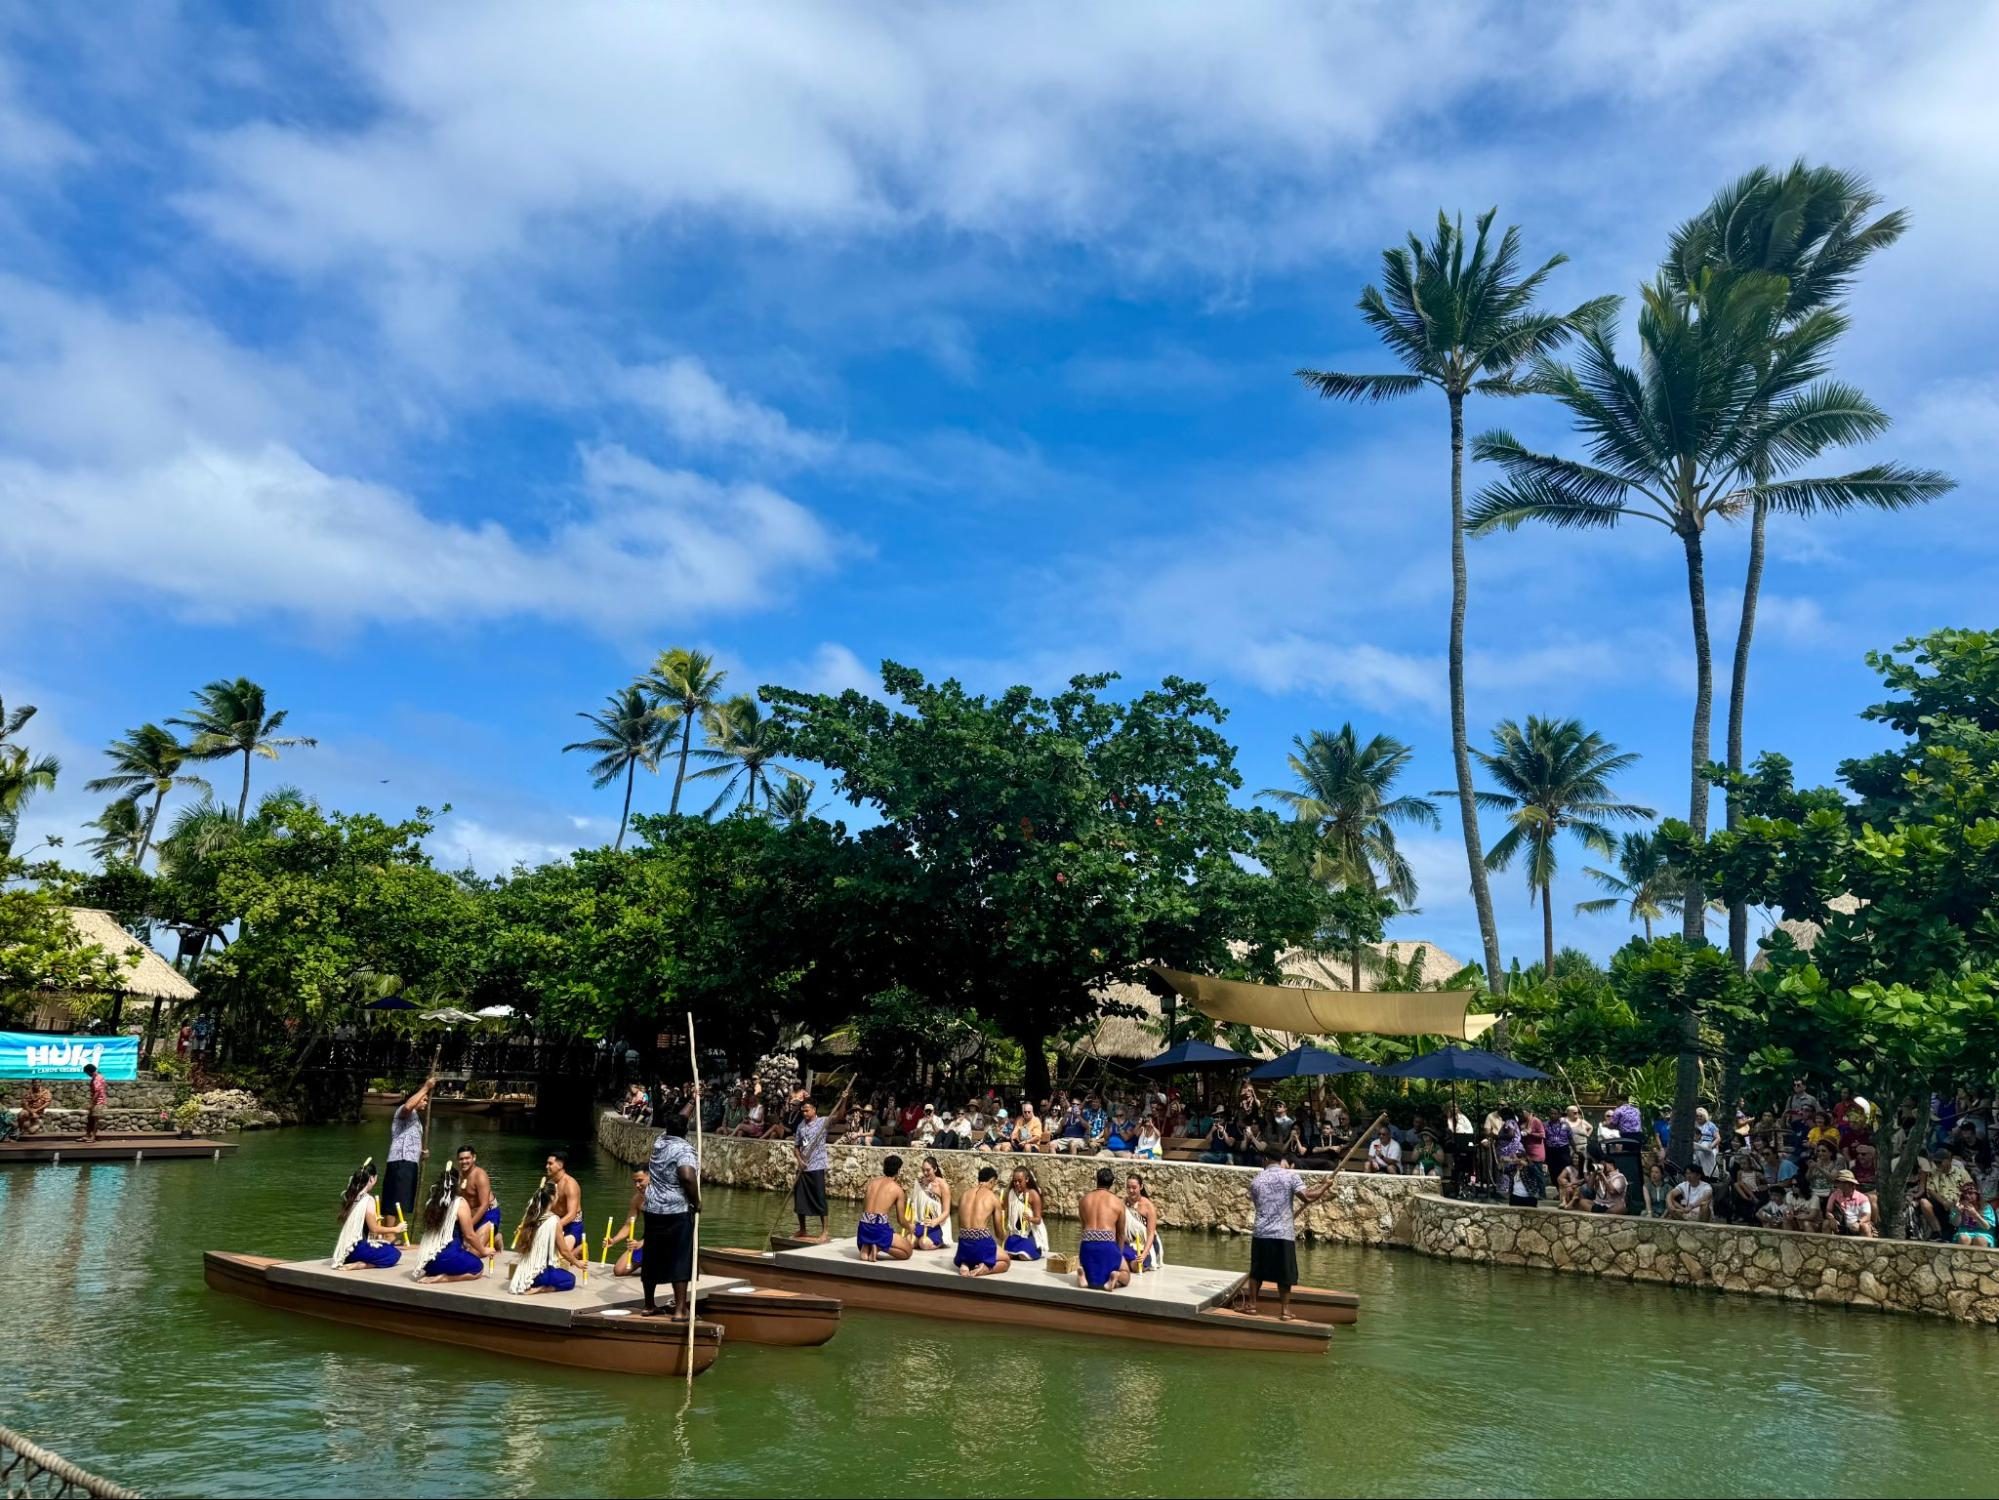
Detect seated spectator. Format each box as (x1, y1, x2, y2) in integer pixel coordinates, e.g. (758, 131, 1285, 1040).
(1752, 1110, 1781, 1152)
(1822, 1169, 1875, 1237)
(1324, 1096, 1350, 1141)
(17, 1080, 51, 1135)
(1950, 1182, 1996, 1247)
(1199, 1115, 1237, 1166)
(1805, 1141, 1847, 1197)
(914, 1102, 944, 1147)
(1722, 1156, 1766, 1225)
(1365, 1123, 1403, 1174)
(1777, 1176, 1820, 1231)
(1050, 1098, 1088, 1154)
(1664, 1164, 1714, 1223)
(1135, 1115, 1163, 1161)
(1013, 1101, 1047, 1154)
(1555, 1159, 1584, 1210)
(1508, 1158, 1539, 1208)
(1642, 1162, 1669, 1218)
(1235, 1116, 1267, 1167)
(1413, 1135, 1442, 1178)
(1974, 1145, 1999, 1208)
(1103, 1105, 1138, 1157)
(1589, 1159, 1628, 1215)
(1918, 1148, 1975, 1238)
(1806, 1110, 1841, 1156)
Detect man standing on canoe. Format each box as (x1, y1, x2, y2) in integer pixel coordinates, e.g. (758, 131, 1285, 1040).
(383, 1077, 435, 1224)
(858, 1156, 913, 1262)
(1076, 1167, 1130, 1291)
(1244, 1152, 1332, 1321)
(455, 1144, 499, 1251)
(791, 1097, 831, 1241)
(640, 1111, 701, 1320)
(953, 1165, 1009, 1277)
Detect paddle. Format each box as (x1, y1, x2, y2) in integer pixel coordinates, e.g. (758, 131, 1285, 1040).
(685, 1012, 702, 1389)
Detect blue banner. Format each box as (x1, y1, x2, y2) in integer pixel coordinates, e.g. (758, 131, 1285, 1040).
(0, 1032, 140, 1081)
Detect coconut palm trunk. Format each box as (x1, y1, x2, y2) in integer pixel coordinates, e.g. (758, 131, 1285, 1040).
(1671, 519, 1713, 1167)
(671, 715, 694, 815)
(1541, 883, 1556, 978)
(138, 787, 168, 866)
(1451, 393, 1507, 989)
(236, 749, 253, 822)
(1725, 498, 1765, 971)
(616, 758, 636, 851)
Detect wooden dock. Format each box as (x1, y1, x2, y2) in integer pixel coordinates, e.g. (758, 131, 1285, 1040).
(0, 1132, 237, 1164)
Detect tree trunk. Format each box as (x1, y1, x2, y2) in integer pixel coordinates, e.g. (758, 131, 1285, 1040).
(1724, 497, 1765, 974)
(615, 758, 635, 851)
(237, 749, 252, 823)
(1879, 1092, 1932, 1241)
(137, 788, 166, 867)
(1541, 882, 1555, 979)
(1668, 519, 1714, 1169)
(142, 996, 164, 1062)
(1350, 944, 1362, 991)
(1019, 1026, 1051, 1099)
(670, 713, 693, 815)
(1448, 392, 1505, 990)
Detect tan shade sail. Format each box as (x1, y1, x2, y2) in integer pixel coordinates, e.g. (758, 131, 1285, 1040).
(1148, 965, 1498, 1042)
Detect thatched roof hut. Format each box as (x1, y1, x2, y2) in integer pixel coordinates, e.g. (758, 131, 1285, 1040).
(20, 909, 198, 1032)
(1750, 894, 1863, 972)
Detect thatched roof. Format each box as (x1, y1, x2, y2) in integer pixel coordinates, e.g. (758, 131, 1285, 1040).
(1078, 980, 1171, 1061)
(1750, 894, 1863, 973)
(64, 908, 199, 1001)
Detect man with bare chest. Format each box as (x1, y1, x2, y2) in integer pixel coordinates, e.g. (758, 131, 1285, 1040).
(857, 1156, 912, 1262)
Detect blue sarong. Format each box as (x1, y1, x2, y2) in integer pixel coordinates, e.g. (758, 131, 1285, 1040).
(562, 1218, 584, 1246)
(422, 1234, 483, 1279)
(1078, 1228, 1123, 1289)
(531, 1265, 576, 1292)
(857, 1211, 895, 1252)
(1004, 1234, 1041, 1260)
(954, 1229, 996, 1270)
(914, 1222, 945, 1247)
(478, 1203, 502, 1231)
(344, 1240, 401, 1269)
(628, 1244, 644, 1270)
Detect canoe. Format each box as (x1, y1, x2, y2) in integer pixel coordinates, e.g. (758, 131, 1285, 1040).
(0, 1134, 235, 1164)
(707, 1242, 1340, 1355)
(205, 1251, 723, 1376)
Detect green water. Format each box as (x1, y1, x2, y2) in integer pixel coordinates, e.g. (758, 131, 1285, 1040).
(4, 1121, 1997, 1499)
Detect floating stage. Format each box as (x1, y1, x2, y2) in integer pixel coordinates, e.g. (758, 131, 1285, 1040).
(0, 1133, 236, 1164)
(707, 1240, 1352, 1354)
(205, 1251, 842, 1376)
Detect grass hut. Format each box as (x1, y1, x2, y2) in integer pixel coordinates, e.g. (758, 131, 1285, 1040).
(21, 909, 200, 1054)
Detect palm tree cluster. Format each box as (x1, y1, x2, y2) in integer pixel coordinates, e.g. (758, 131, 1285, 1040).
(0, 696, 60, 855)
(565, 646, 812, 847)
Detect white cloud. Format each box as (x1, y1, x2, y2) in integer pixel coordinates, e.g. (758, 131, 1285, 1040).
(615, 356, 836, 468)
(427, 815, 576, 876)
(0, 439, 841, 633)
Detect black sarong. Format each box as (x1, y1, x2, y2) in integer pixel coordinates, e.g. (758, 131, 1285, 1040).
(793, 1168, 829, 1218)
(1248, 1234, 1299, 1290)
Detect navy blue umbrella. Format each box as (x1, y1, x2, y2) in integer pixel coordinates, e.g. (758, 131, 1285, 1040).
(1249, 1045, 1376, 1081)
(1378, 1044, 1548, 1083)
(1135, 1038, 1250, 1072)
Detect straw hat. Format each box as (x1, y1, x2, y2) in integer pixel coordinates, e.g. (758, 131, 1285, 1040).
(1834, 1169, 1858, 1185)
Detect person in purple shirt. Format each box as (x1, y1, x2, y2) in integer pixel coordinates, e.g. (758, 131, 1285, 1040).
(1606, 1096, 1642, 1141)
(1545, 1109, 1573, 1184)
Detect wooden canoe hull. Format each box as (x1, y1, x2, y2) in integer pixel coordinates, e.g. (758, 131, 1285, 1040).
(1287, 1285, 1361, 1326)
(695, 1287, 841, 1347)
(204, 1251, 721, 1377)
(0, 1134, 235, 1163)
(705, 1246, 1332, 1355)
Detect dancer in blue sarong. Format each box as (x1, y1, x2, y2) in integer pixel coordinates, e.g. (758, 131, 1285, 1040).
(454, 1143, 501, 1253)
(908, 1157, 953, 1251)
(510, 1183, 584, 1294)
(413, 1165, 492, 1283)
(953, 1165, 1011, 1277)
(856, 1156, 913, 1262)
(1075, 1167, 1131, 1291)
(1003, 1166, 1048, 1260)
(607, 1167, 649, 1276)
(332, 1158, 403, 1270)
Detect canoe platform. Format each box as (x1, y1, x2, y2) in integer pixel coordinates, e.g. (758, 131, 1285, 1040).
(709, 1241, 1346, 1354)
(206, 1251, 840, 1375)
(1, 1133, 236, 1164)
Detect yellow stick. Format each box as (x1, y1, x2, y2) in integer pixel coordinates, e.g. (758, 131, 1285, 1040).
(581, 1233, 590, 1285)
(604, 1215, 614, 1257)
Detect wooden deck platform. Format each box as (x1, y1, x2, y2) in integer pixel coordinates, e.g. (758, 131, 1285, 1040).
(707, 1240, 1344, 1354)
(0, 1133, 236, 1164)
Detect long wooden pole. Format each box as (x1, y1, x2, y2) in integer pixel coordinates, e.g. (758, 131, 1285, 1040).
(419, 1040, 442, 1162)
(1327, 1111, 1388, 1178)
(685, 1012, 701, 1389)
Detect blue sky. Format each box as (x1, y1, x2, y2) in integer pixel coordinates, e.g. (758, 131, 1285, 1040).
(2, 2, 1994, 969)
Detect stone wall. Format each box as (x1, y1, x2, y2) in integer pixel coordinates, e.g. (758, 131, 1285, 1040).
(1410, 1193, 1999, 1325)
(2, 1079, 290, 1135)
(596, 1114, 1428, 1244)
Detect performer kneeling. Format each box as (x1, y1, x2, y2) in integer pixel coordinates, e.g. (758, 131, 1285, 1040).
(908, 1156, 953, 1250)
(413, 1166, 493, 1283)
(510, 1184, 586, 1294)
(1076, 1167, 1131, 1291)
(857, 1156, 913, 1262)
(952, 1165, 1011, 1278)
(1004, 1167, 1048, 1261)
(332, 1158, 402, 1270)
(607, 1168, 648, 1277)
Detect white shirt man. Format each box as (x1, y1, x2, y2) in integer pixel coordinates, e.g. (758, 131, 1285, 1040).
(1366, 1131, 1403, 1173)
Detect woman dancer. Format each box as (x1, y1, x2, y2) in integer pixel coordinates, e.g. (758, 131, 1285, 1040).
(510, 1183, 586, 1294)
(1003, 1166, 1048, 1261)
(413, 1165, 490, 1283)
(908, 1156, 954, 1250)
(331, 1158, 403, 1270)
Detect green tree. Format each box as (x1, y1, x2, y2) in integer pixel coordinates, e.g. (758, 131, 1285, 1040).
(0, 696, 59, 854)
(766, 664, 1330, 1096)
(0, 854, 133, 1019)
(766, 776, 820, 825)
(1471, 716, 1651, 977)
(170, 677, 318, 821)
(1664, 162, 1925, 972)
(83, 723, 210, 867)
(690, 693, 800, 815)
(81, 798, 145, 865)
(641, 647, 729, 816)
(1575, 829, 1696, 942)
(562, 685, 667, 850)
(1259, 724, 1438, 987)
(1297, 208, 1608, 991)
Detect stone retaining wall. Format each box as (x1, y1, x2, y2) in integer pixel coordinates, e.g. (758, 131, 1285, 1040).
(1410, 1193, 1999, 1325)
(2, 1080, 289, 1135)
(596, 1114, 1428, 1244)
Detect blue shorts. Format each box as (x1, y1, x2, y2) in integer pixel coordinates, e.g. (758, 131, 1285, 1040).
(914, 1222, 945, 1247)
(1004, 1234, 1041, 1261)
(857, 1213, 895, 1251)
(1078, 1231, 1123, 1289)
(954, 1231, 996, 1270)
(562, 1218, 584, 1245)
(422, 1242, 483, 1278)
(345, 1241, 401, 1269)
(478, 1204, 502, 1230)
(628, 1244, 644, 1269)
(531, 1266, 576, 1292)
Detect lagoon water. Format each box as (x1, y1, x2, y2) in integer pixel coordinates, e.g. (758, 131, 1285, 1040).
(5, 1118, 1997, 1498)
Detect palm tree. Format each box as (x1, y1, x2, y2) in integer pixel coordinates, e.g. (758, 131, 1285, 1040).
(83, 723, 210, 866)
(689, 693, 801, 816)
(1298, 209, 1608, 991)
(641, 647, 728, 816)
(1469, 286, 1951, 943)
(1260, 724, 1440, 988)
(562, 686, 667, 851)
(1665, 163, 1920, 972)
(1574, 830, 1698, 942)
(170, 678, 318, 821)
(0, 697, 58, 855)
(1471, 716, 1652, 977)
(766, 776, 820, 825)
(82, 798, 145, 865)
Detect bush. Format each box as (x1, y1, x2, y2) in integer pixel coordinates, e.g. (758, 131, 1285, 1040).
(151, 1052, 191, 1082)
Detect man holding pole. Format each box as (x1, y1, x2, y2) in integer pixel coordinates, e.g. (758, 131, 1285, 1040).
(382, 1076, 435, 1223)
(791, 1097, 831, 1241)
(640, 1107, 702, 1321)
